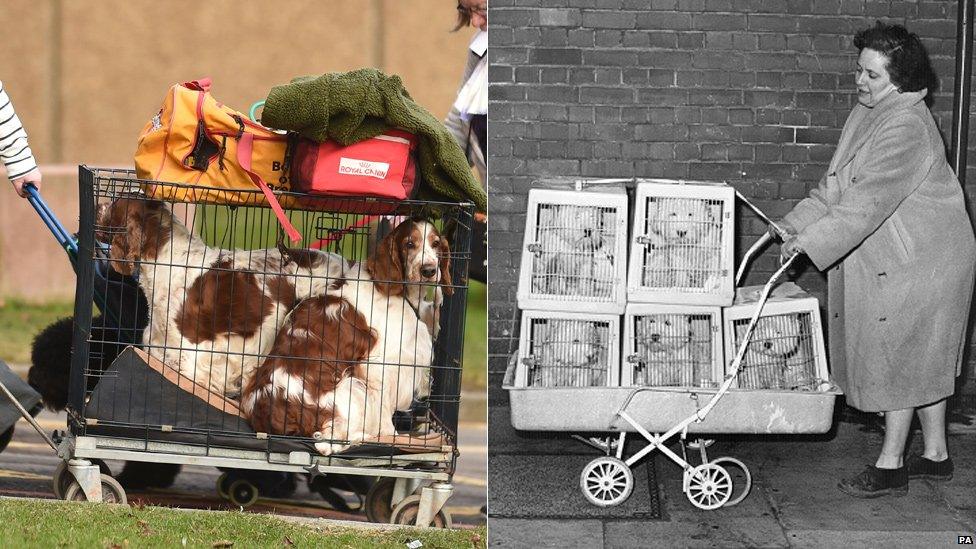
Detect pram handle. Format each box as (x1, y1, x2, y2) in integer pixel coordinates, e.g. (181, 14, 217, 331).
(24, 183, 78, 256)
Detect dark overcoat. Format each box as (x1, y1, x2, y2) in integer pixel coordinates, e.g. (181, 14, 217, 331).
(782, 90, 976, 412)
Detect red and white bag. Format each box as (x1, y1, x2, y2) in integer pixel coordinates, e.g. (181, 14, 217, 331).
(290, 129, 418, 200)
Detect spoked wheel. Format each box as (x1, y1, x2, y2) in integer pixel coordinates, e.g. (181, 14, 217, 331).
(685, 463, 732, 510)
(227, 479, 259, 508)
(389, 494, 452, 528)
(63, 474, 127, 504)
(364, 477, 395, 523)
(580, 456, 634, 507)
(710, 457, 752, 507)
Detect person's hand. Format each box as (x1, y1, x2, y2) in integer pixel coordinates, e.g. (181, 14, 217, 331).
(11, 168, 41, 198)
(781, 236, 803, 263)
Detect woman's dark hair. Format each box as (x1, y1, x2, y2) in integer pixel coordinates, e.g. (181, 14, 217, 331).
(854, 21, 939, 93)
(453, 3, 471, 32)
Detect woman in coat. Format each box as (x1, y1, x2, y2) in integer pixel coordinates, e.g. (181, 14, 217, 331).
(779, 22, 976, 498)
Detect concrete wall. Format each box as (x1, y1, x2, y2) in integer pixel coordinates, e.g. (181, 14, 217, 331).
(487, 1, 976, 384)
(0, 0, 473, 302)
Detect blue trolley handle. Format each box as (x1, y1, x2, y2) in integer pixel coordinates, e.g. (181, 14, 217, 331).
(24, 183, 78, 256)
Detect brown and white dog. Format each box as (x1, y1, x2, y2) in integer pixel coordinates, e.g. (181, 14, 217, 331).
(96, 197, 345, 398)
(239, 217, 453, 454)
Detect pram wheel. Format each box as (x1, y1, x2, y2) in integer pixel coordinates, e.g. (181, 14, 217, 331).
(390, 494, 452, 528)
(63, 473, 127, 504)
(215, 472, 231, 499)
(709, 457, 752, 507)
(685, 463, 732, 510)
(580, 456, 634, 507)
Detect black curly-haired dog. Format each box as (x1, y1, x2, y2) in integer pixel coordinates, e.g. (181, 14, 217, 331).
(29, 314, 181, 489)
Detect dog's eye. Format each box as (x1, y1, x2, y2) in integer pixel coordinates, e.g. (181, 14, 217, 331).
(433, 238, 440, 247)
(404, 240, 416, 249)
(664, 320, 672, 327)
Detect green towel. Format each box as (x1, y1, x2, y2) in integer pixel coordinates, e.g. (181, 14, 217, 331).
(262, 68, 487, 213)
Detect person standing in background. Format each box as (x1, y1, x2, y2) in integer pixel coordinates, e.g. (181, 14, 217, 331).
(1, 80, 43, 196)
(446, 1, 487, 283)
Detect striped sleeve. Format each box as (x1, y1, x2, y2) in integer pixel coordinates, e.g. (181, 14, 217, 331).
(0, 81, 38, 180)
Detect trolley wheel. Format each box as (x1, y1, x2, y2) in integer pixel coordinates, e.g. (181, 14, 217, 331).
(227, 478, 260, 508)
(216, 472, 232, 500)
(710, 457, 752, 507)
(63, 474, 127, 505)
(364, 477, 396, 523)
(580, 456, 634, 507)
(686, 463, 732, 510)
(53, 461, 71, 499)
(389, 494, 452, 528)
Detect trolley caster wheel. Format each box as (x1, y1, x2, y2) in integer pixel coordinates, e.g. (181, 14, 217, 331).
(53, 460, 112, 499)
(365, 477, 395, 523)
(710, 457, 752, 507)
(389, 494, 452, 528)
(685, 463, 732, 510)
(63, 474, 127, 504)
(580, 456, 634, 507)
(216, 472, 232, 500)
(227, 479, 259, 508)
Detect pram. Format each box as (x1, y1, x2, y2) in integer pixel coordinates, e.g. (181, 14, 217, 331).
(0, 167, 473, 527)
(504, 196, 841, 510)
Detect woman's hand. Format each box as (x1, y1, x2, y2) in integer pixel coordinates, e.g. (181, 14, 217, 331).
(11, 168, 41, 197)
(781, 236, 804, 263)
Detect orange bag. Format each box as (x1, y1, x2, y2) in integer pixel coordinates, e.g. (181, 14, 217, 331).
(134, 78, 301, 241)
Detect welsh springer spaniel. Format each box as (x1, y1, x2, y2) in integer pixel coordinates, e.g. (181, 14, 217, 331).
(240, 218, 453, 454)
(96, 198, 344, 398)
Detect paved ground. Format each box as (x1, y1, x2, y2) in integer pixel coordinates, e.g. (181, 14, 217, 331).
(0, 386, 487, 529)
(489, 381, 976, 548)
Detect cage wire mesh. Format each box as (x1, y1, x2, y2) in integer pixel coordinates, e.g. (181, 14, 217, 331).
(525, 317, 611, 388)
(72, 167, 470, 464)
(530, 203, 618, 300)
(731, 311, 821, 391)
(641, 196, 724, 291)
(626, 312, 717, 388)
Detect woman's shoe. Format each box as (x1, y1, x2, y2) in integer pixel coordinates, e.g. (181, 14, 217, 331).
(837, 465, 908, 498)
(905, 453, 953, 481)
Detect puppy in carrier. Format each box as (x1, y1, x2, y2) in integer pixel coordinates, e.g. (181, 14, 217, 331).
(643, 197, 721, 289)
(529, 319, 607, 388)
(736, 315, 816, 390)
(534, 204, 610, 296)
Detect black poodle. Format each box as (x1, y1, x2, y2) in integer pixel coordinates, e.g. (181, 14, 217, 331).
(29, 314, 182, 490)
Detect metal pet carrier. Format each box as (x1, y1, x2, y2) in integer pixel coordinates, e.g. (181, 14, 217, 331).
(49, 166, 473, 527)
(517, 179, 628, 314)
(627, 179, 735, 306)
(515, 310, 620, 388)
(723, 282, 830, 391)
(622, 303, 723, 388)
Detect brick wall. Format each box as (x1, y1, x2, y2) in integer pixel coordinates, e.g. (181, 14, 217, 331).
(487, 1, 976, 384)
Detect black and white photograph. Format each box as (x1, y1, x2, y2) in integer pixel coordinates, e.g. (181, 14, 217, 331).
(488, 1, 976, 547)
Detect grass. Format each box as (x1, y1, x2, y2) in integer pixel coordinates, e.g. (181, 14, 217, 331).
(0, 498, 486, 548)
(0, 299, 74, 365)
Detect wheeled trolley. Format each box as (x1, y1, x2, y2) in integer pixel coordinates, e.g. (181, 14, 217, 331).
(2, 166, 473, 527)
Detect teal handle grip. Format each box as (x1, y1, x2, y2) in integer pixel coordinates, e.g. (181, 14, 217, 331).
(249, 100, 266, 122)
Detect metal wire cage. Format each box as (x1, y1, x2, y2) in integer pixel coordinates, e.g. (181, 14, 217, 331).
(514, 310, 620, 388)
(723, 285, 829, 391)
(627, 180, 735, 306)
(68, 167, 472, 473)
(517, 181, 628, 314)
(622, 303, 724, 388)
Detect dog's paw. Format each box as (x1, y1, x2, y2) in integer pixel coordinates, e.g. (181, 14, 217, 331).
(312, 430, 350, 456)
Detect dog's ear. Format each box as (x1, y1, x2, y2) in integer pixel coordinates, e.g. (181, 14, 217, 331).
(106, 199, 142, 276)
(367, 222, 406, 296)
(438, 234, 453, 296)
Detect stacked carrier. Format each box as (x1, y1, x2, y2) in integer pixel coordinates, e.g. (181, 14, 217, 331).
(512, 178, 829, 393)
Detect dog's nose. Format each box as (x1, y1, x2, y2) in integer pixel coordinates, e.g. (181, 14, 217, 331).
(763, 341, 772, 350)
(650, 334, 660, 343)
(676, 229, 687, 238)
(583, 228, 593, 238)
(420, 266, 437, 279)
